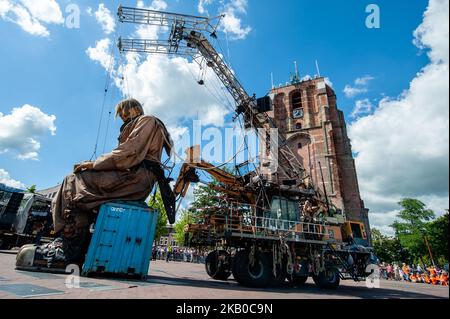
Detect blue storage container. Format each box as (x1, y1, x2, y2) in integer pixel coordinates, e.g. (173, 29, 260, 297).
(82, 202, 158, 280)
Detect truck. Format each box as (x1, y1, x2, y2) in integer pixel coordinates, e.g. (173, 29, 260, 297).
(116, 6, 379, 289)
(172, 150, 377, 288)
(0, 183, 54, 250)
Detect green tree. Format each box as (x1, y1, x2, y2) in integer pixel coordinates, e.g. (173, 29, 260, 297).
(148, 190, 169, 242)
(173, 209, 195, 246)
(371, 228, 406, 263)
(190, 182, 222, 211)
(391, 198, 436, 264)
(26, 185, 37, 193)
(190, 164, 236, 212)
(174, 175, 231, 246)
(425, 211, 449, 264)
(173, 165, 236, 246)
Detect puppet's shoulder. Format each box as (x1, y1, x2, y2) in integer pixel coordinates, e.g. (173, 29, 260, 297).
(137, 115, 158, 125)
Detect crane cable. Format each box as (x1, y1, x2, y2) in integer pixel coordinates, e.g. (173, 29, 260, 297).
(90, 34, 116, 161)
(187, 56, 235, 114)
(180, 62, 252, 171)
(102, 20, 125, 153)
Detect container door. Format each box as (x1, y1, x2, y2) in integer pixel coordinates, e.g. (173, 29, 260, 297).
(93, 207, 123, 273)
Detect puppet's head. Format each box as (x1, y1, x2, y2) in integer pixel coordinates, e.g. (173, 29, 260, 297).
(115, 98, 144, 122)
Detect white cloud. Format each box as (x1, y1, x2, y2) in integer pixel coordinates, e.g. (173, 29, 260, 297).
(0, 104, 56, 160)
(354, 75, 375, 86)
(86, 38, 114, 70)
(0, 169, 25, 189)
(94, 3, 115, 35)
(168, 126, 189, 145)
(114, 53, 231, 127)
(0, 1, 13, 16)
(343, 85, 367, 98)
(133, 0, 168, 39)
(142, 0, 168, 11)
(197, 0, 251, 40)
(369, 194, 449, 236)
(343, 75, 375, 98)
(301, 74, 312, 82)
(0, 0, 63, 37)
(351, 98, 373, 118)
(349, 0, 449, 235)
(298, 74, 333, 88)
(177, 184, 201, 211)
(19, 0, 64, 24)
(413, 0, 449, 64)
(221, 0, 252, 40)
(86, 0, 240, 143)
(198, 0, 214, 15)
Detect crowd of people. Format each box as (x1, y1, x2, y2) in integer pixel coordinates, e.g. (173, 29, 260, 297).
(379, 262, 449, 286)
(152, 246, 209, 264)
(151, 245, 449, 288)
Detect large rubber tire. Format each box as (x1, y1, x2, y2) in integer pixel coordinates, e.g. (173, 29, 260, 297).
(312, 266, 340, 289)
(205, 251, 231, 281)
(232, 250, 246, 282)
(234, 250, 271, 288)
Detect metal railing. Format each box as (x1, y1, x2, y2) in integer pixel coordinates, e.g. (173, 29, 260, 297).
(251, 216, 327, 236)
(216, 202, 329, 239)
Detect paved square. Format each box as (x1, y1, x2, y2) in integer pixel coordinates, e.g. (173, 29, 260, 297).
(0, 253, 448, 299)
(0, 283, 65, 298)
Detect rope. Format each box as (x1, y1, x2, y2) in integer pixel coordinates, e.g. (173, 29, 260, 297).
(102, 18, 124, 153)
(90, 9, 121, 160)
(102, 81, 117, 153)
(90, 39, 115, 161)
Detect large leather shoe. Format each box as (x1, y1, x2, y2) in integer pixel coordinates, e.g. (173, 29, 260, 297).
(16, 239, 67, 272)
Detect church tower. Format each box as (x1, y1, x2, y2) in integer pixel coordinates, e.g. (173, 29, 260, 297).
(266, 75, 371, 240)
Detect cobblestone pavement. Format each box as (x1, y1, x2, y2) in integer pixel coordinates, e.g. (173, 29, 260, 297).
(0, 253, 448, 299)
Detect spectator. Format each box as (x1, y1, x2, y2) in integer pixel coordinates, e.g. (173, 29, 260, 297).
(410, 272, 419, 283)
(386, 264, 393, 280)
(402, 263, 411, 282)
(440, 271, 448, 286)
(422, 273, 431, 284)
(393, 263, 401, 281)
(417, 264, 423, 274)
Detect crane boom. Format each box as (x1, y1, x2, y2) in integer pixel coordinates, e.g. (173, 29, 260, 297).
(117, 6, 308, 185)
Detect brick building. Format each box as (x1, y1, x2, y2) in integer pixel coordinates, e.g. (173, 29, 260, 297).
(266, 76, 371, 239)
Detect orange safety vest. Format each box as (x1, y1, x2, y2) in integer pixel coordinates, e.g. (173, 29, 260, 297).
(402, 266, 409, 274)
(440, 275, 448, 286)
(431, 275, 440, 285)
(423, 275, 431, 284)
(410, 274, 417, 283)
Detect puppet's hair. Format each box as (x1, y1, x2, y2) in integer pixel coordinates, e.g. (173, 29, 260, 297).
(115, 98, 144, 118)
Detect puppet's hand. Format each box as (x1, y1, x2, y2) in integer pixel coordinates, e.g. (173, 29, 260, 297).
(74, 161, 94, 173)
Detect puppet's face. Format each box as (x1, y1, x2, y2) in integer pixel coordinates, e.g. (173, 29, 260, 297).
(119, 108, 142, 122)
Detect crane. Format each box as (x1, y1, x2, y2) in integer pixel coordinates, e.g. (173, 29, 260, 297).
(114, 6, 377, 290)
(116, 6, 309, 187)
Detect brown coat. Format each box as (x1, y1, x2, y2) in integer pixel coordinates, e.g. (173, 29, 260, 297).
(52, 115, 172, 233)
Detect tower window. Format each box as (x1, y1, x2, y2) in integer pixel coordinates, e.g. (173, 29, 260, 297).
(291, 91, 302, 109)
(296, 123, 302, 130)
(298, 143, 303, 149)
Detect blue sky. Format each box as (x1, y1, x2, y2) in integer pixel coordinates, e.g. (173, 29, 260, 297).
(0, 0, 448, 234)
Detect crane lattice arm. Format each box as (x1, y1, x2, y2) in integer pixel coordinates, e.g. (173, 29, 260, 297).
(117, 6, 308, 185)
